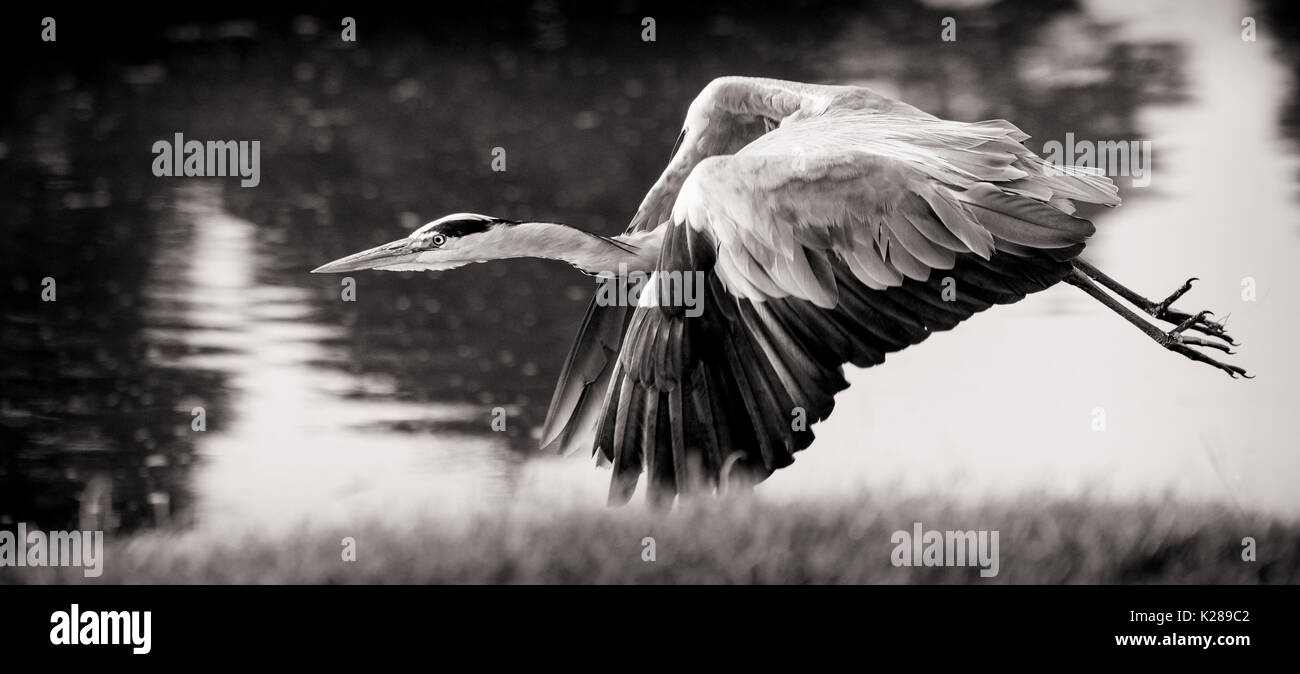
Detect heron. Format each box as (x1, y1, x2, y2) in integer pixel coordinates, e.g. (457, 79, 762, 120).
(313, 76, 1248, 507)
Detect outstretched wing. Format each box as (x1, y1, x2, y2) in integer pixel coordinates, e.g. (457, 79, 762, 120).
(541, 77, 899, 454)
(677, 109, 1117, 306)
(628, 77, 936, 234)
(596, 110, 1119, 505)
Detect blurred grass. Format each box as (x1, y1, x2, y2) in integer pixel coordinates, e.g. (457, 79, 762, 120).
(4, 494, 1297, 584)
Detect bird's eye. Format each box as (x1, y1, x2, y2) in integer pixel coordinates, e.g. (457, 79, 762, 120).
(430, 234, 447, 247)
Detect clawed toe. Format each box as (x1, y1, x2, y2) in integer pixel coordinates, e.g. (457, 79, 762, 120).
(1169, 310, 1213, 336)
(1153, 277, 1198, 315)
(1176, 334, 1234, 354)
(1163, 337, 1251, 378)
(1161, 309, 1246, 376)
(1145, 281, 1240, 345)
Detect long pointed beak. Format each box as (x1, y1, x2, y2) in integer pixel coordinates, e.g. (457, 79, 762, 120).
(311, 239, 415, 273)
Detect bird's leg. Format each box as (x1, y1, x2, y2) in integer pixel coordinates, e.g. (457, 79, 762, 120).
(1071, 259, 1235, 344)
(1062, 269, 1250, 378)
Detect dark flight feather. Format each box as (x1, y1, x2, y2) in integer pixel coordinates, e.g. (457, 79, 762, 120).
(587, 218, 1075, 505)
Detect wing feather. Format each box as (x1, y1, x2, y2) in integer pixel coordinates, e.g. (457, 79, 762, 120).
(544, 77, 1125, 504)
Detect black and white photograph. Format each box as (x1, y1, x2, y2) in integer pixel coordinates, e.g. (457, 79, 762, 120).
(1, 0, 1296, 659)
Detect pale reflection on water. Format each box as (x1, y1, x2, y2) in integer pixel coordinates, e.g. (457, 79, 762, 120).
(2, 0, 1298, 541)
(154, 186, 521, 533)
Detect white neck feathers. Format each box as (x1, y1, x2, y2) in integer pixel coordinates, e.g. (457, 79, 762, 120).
(484, 222, 662, 275)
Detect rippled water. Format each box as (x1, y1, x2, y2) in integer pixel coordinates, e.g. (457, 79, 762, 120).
(2, 0, 1298, 538)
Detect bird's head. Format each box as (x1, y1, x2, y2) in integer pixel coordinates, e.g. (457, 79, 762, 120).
(311, 213, 520, 274)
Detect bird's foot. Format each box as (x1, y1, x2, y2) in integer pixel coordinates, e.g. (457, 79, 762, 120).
(1144, 278, 1238, 345)
(1161, 311, 1251, 378)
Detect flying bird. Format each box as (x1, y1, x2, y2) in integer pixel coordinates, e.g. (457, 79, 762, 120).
(313, 76, 1248, 507)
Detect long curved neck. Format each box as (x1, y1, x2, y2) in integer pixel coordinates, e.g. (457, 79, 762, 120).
(491, 222, 662, 275)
